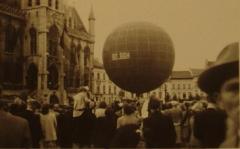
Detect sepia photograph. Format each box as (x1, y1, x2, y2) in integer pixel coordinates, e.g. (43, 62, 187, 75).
(0, 0, 239, 148)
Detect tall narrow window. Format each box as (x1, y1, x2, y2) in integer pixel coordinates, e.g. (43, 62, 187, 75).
(103, 85, 106, 94)
(97, 85, 100, 94)
(36, 0, 40, 5)
(178, 84, 181, 89)
(5, 21, 17, 53)
(69, 18, 72, 28)
(97, 73, 100, 80)
(48, 0, 52, 7)
(28, 0, 32, 6)
(114, 86, 116, 95)
(55, 0, 59, 9)
(48, 24, 59, 57)
(109, 85, 111, 94)
(29, 25, 37, 55)
(103, 74, 105, 80)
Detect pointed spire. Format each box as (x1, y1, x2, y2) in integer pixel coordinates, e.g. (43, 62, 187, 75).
(89, 4, 95, 20)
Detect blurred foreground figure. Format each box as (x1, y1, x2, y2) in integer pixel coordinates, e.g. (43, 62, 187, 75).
(40, 104, 58, 148)
(0, 98, 31, 148)
(73, 87, 96, 147)
(198, 42, 239, 148)
(23, 100, 42, 148)
(143, 97, 176, 148)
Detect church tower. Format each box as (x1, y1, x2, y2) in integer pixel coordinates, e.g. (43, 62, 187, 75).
(88, 5, 95, 92)
(88, 5, 95, 38)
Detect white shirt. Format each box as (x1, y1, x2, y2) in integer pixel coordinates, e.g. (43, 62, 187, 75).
(73, 92, 88, 117)
(141, 99, 149, 119)
(95, 108, 106, 118)
(40, 112, 57, 141)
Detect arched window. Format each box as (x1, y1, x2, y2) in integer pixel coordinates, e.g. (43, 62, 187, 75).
(109, 85, 111, 94)
(29, 25, 37, 55)
(183, 92, 186, 99)
(36, 0, 40, 5)
(97, 85, 100, 94)
(103, 74, 105, 80)
(103, 85, 106, 94)
(75, 70, 80, 88)
(48, 0, 52, 7)
(48, 24, 59, 57)
(114, 86, 116, 95)
(69, 18, 72, 28)
(28, 0, 32, 6)
(76, 44, 82, 64)
(26, 63, 38, 90)
(97, 73, 100, 80)
(64, 61, 70, 89)
(70, 43, 77, 65)
(48, 64, 58, 90)
(158, 92, 162, 98)
(5, 21, 17, 53)
(55, 0, 59, 9)
(84, 46, 90, 66)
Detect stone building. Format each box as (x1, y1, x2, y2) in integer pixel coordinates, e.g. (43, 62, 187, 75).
(92, 59, 206, 104)
(0, 0, 95, 104)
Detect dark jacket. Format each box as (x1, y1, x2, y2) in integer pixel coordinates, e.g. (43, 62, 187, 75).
(57, 109, 73, 148)
(194, 108, 227, 148)
(143, 111, 176, 148)
(110, 124, 140, 148)
(22, 110, 42, 148)
(93, 115, 117, 148)
(73, 109, 96, 147)
(0, 111, 32, 148)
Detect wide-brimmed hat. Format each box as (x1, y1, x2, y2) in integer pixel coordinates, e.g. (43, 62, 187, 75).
(198, 42, 239, 94)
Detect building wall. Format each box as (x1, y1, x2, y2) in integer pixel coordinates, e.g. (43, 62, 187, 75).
(93, 66, 206, 104)
(0, 4, 25, 91)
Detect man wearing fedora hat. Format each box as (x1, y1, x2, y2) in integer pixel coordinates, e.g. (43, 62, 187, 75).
(196, 42, 239, 148)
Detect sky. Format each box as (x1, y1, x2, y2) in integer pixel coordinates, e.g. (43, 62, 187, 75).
(66, 0, 240, 70)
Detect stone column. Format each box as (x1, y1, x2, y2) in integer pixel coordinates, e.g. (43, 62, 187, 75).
(79, 47, 84, 86)
(58, 47, 66, 104)
(89, 43, 94, 92)
(38, 8, 48, 96)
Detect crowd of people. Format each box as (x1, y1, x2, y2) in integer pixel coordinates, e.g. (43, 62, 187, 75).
(0, 42, 238, 149)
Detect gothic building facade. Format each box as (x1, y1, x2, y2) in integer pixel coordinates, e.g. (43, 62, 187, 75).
(0, 0, 95, 104)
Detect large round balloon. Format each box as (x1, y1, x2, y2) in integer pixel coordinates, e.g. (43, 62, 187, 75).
(103, 22, 175, 94)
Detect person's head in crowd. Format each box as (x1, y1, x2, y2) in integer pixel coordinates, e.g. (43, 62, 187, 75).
(53, 104, 60, 112)
(20, 91, 28, 102)
(206, 93, 219, 104)
(198, 42, 239, 111)
(68, 96, 74, 107)
(0, 97, 8, 111)
(42, 104, 50, 115)
(105, 107, 115, 117)
(219, 77, 239, 115)
(123, 104, 135, 116)
(112, 101, 123, 117)
(99, 101, 107, 109)
(148, 98, 161, 114)
(0, 84, 2, 96)
(26, 100, 34, 111)
(78, 87, 88, 93)
(198, 42, 239, 147)
(110, 124, 140, 148)
(190, 101, 206, 115)
(52, 91, 56, 95)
